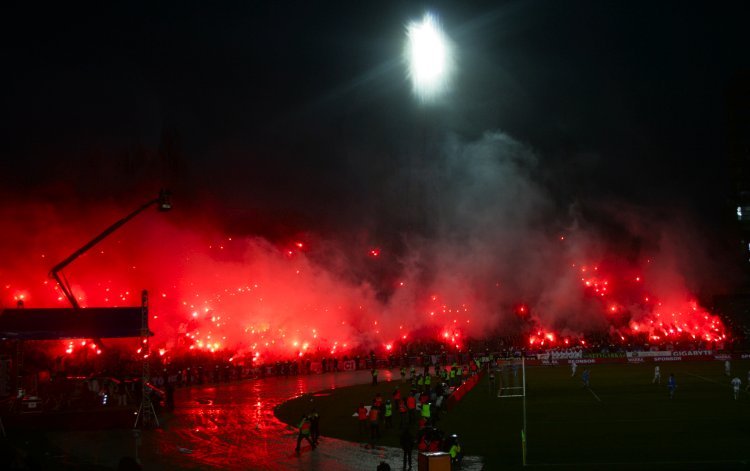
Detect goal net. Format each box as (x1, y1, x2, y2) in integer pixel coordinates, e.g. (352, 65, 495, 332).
(494, 357, 525, 398)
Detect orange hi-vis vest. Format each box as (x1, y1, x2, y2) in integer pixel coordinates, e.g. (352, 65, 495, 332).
(299, 419, 311, 435)
(407, 396, 416, 410)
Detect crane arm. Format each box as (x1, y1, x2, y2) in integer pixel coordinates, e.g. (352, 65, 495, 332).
(49, 190, 172, 309)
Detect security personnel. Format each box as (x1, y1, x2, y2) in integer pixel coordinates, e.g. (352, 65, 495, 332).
(295, 415, 315, 453)
(400, 366, 407, 382)
(406, 394, 417, 425)
(449, 367, 456, 386)
(449, 434, 462, 466)
(421, 402, 431, 426)
(428, 433, 440, 452)
(357, 403, 368, 435)
(424, 374, 431, 387)
(369, 404, 380, 438)
(309, 409, 320, 444)
(374, 393, 384, 420)
(418, 432, 428, 452)
(384, 399, 393, 428)
(419, 390, 429, 405)
(398, 397, 408, 428)
(372, 368, 378, 385)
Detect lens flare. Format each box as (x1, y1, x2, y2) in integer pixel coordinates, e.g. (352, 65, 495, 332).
(405, 12, 453, 102)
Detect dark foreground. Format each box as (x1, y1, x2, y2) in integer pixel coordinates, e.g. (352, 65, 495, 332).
(3, 369, 476, 470)
(4, 360, 750, 470)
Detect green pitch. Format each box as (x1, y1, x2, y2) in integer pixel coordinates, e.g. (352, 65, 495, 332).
(275, 361, 750, 470)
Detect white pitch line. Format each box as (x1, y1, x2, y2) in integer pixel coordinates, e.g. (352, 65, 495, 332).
(587, 387, 601, 402)
(688, 373, 722, 385)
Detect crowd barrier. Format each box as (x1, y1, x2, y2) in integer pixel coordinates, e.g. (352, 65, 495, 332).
(445, 371, 484, 411)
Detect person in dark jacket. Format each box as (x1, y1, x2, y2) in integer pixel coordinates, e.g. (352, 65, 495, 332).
(400, 428, 414, 470)
(295, 415, 315, 453)
(309, 409, 320, 444)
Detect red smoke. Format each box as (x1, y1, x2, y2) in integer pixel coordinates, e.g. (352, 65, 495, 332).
(0, 197, 728, 363)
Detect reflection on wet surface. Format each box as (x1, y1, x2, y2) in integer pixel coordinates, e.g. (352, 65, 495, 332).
(157, 370, 397, 470)
(47, 369, 481, 470)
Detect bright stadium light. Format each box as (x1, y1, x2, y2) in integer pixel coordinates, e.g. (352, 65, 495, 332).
(405, 12, 453, 102)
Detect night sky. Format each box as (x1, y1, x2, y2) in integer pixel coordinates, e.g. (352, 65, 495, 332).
(1, 0, 749, 269)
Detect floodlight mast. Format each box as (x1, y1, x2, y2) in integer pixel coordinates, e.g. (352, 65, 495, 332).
(49, 189, 172, 310)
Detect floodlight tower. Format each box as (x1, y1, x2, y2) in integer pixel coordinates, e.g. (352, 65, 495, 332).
(405, 12, 454, 103)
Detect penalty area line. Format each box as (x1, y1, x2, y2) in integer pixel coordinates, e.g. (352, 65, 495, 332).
(689, 373, 749, 397)
(586, 387, 601, 402)
(688, 373, 722, 385)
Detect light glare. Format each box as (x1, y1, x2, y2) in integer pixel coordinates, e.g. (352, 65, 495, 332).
(406, 13, 452, 101)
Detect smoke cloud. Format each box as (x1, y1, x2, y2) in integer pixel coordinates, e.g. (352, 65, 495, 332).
(0, 131, 731, 360)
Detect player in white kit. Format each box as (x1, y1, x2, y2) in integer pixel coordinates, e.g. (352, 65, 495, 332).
(731, 377, 741, 400)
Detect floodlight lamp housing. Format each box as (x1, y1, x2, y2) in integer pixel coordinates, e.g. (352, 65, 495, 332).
(158, 189, 172, 212)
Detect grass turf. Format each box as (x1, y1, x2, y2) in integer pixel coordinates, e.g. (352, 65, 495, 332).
(275, 361, 750, 470)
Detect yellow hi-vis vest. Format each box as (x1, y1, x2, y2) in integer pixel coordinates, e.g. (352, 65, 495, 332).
(421, 403, 431, 418)
(450, 444, 460, 458)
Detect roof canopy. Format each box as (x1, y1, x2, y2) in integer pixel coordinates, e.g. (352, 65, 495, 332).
(0, 307, 148, 340)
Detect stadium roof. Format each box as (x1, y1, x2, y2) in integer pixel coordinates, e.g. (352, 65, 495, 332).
(0, 307, 148, 340)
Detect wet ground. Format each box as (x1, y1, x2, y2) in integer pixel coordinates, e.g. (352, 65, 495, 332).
(39, 369, 482, 470)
